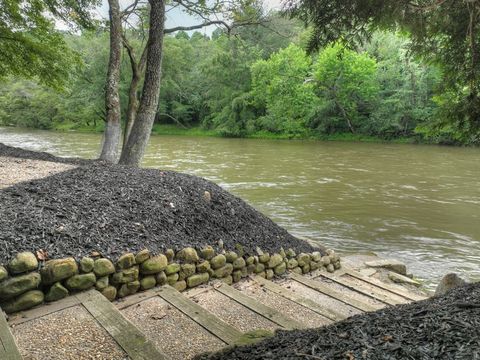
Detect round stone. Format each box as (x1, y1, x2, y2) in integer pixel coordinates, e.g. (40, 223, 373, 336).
(8, 252, 38, 274)
(80, 257, 95, 273)
(176, 248, 199, 263)
(140, 255, 168, 275)
(135, 249, 150, 264)
(210, 254, 227, 270)
(65, 273, 96, 291)
(40, 258, 78, 285)
(93, 259, 115, 277)
(117, 253, 136, 270)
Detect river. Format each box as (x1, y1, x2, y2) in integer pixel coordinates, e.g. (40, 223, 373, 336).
(1, 127, 479, 289)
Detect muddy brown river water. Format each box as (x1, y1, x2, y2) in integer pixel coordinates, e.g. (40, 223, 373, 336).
(1, 127, 479, 289)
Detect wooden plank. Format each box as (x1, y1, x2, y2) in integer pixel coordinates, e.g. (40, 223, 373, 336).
(344, 270, 427, 301)
(8, 295, 81, 326)
(253, 276, 345, 322)
(214, 282, 305, 330)
(76, 290, 168, 360)
(290, 273, 378, 312)
(316, 272, 406, 306)
(0, 310, 22, 360)
(157, 285, 242, 345)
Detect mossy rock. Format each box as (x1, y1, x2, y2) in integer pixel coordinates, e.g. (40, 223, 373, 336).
(140, 255, 168, 275)
(118, 280, 140, 297)
(301, 264, 311, 274)
(279, 248, 286, 259)
(286, 248, 296, 259)
(287, 258, 298, 270)
(45, 282, 69, 302)
(196, 261, 211, 273)
(232, 257, 246, 270)
(210, 254, 226, 270)
(165, 249, 175, 263)
(101, 286, 117, 301)
(254, 263, 265, 274)
(165, 263, 181, 275)
(8, 252, 38, 274)
(93, 259, 115, 277)
(334, 261, 342, 270)
(179, 263, 196, 280)
(173, 280, 187, 292)
(65, 273, 96, 291)
(225, 251, 238, 263)
(0, 272, 41, 300)
(40, 258, 78, 285)
(267, 254, 283, 269)
(265, 269, 274, 280)
(1, 290, 44, 314)
(321, 256, 331, 266)
(117, 253, 136, 270)
(246, 256, 255, 266)
(80, 257, 95, 273)
(176, 248, 199, 263)
(221, 275, 233, 285)
(140, 276, 157, 290)
(214, 263, 233, 278)
(292, 267, 303, 274)
(235, 329, 274, 346)
(167, 273, 179, 286)
(0, 266, 8, 282)
(95, 276, 109, 290)
(259, 254, 270, 264)
(200, 246, 215, 260)
(247, 264, 256, 274)
(310, 261, 320, 271)
(232, 270, 242, 283)
(135, 249, 150, 264)
(156, 271, 167, 286)
(327, 264, 335, 273)
(274, 262, 286, 275)
(111, 267, 139, 285)
(311, 252, 322, 262)
(187, 273, 209, 288)
(297, 253, 311, 267)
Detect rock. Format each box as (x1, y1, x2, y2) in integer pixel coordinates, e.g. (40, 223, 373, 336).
(279, 248, 286, 259)
(45, 282, 69, 302)
(435, 273, 467, 296)
(247, 264, 256, 274)
(173, 280, 187, 292)
(118, 281, 140, 297)
(302, 264, 311, 274)
(214, 263, 234, 278)
(320, 256, 331, 266)
(221, 275, 233, 285)
(156, 271, 167, 285)
(1, 290, 44, 313)
(93, 259, 115, 277)
(246, 256, 255, 266)
(80, 257, 95, 273)
(179, 263, 196, 280)
(297, 253, 311, 267)
(140, 255, 168, 275)
(210, 254, 227, 270)
(235, 244, 245, 257)
(196, 261, 211, 273)
(176, 248, 199, 263)
(165, 263, 181, 275)
(286, 248, 296, 259)
(365, 259, 407, 275)
(259, 254, 270, 264)
(0, 272, 41, 300)
(287, 259, 298, 269)
(311, 252, 322, 262)
(117, 253, 136, 270)
(8, 252, 38, 274)
(41, 258, 78, 285)
(65, 273, 96, 291)
(256, 247, 264, 256)
(165, 249, 175, 263)
(265, 269, 274, 280)
(0, 266, 8, 282)
(326, 249, 335, 256)
(232, 270, 242, 283)
(257, 271, 266, 279)
(111, 266, 139, 285)
(274, 262, 286, 275)
(167, 273, 179, 286)
(135, 249, 151, 264)
(225, 251, 238, 263)
(140, 276, 157, 290)
(388, 272, 421, 286)
(101, 286, 117, 301)
(254, 263, 265, 274)
(187, 273, 209, 288)
(200, 246, 215, 260)
(333, 261, 341, 270)
(326, 264, 335, 273)
(232, 257, 246, 270)
(203, 191, 211, 202)
(292, 267, 303, 275)
(310, 261, 320, 271)
(96, 276, 109, 290)
(267, 254, 283, 269)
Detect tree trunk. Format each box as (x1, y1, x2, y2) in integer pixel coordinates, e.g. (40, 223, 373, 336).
(119, 0, 165, 166)
(99, 0, 122, 162)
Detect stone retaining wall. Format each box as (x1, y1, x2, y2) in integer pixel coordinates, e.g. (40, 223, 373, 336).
(0, 246, 341, 314)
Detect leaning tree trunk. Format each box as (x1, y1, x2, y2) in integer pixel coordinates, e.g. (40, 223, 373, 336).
(99, 0, 122, 162)
(119, 0, 165, 166)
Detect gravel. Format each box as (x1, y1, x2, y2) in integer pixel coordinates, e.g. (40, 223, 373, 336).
(11, 305, 128, 360)
(196, 283, 480, 360)
(0, 142, 89, 165)
(0, 146, 316, 263)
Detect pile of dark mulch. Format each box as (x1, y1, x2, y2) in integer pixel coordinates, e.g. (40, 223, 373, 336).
(0, 161, 317, 263)
(197, 283, 480, 360)
(0, 142, 90, 165)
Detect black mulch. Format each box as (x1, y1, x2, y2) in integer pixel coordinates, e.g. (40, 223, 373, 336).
(196, 283, 480, 360)
(0, 149, 317, 263)
(0, 142, 90, 165)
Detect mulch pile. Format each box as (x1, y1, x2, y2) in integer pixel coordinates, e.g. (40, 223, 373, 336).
(0, 144, 316, 263)
(197, 283, 480, 360)
(0, 142, 89, 165)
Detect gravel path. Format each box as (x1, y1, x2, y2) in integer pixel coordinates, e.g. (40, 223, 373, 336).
(11, 305, 128, 360)
(196, 283, 480, 359)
